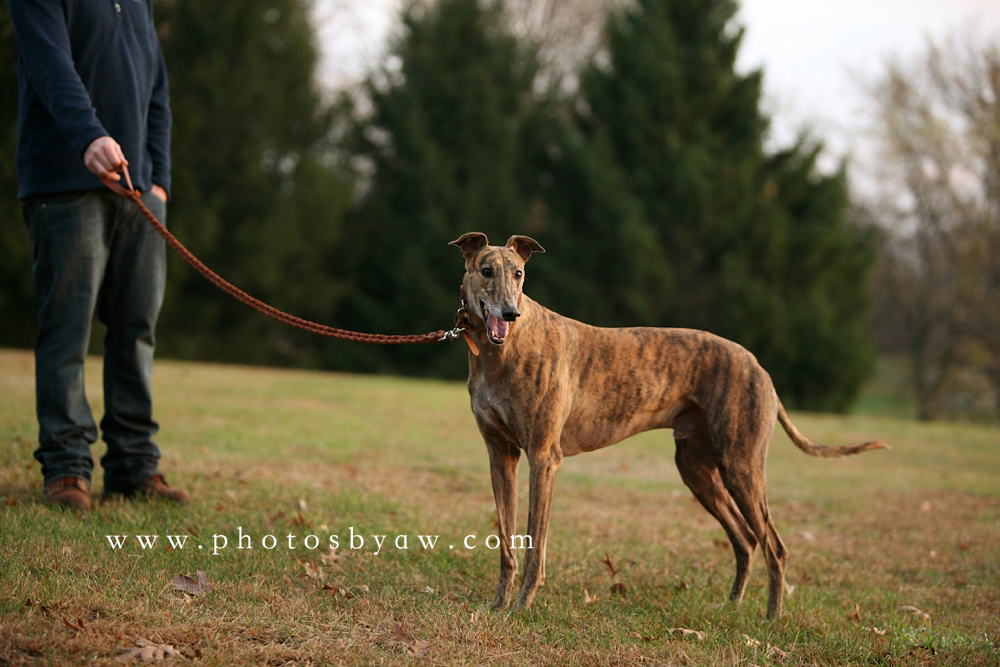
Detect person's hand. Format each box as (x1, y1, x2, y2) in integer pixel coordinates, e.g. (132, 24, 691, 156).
(151, 184, 167, 203)
(83, 136, 128, 182)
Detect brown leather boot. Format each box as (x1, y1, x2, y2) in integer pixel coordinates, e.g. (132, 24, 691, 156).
(133, 474, 191, 504)
(44, 477, 91, 511)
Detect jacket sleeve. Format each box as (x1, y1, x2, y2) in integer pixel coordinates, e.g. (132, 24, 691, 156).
(146, 36, 172, 196)
(9, 0, 108, 158)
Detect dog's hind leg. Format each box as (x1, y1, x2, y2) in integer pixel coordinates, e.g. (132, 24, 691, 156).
(714, 429, 789, 619)
(486, 438, 521, 610)
(674, 423, 759, 604)
(721, 475, 788, 619)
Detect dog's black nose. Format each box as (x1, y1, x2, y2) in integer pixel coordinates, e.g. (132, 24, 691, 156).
(501, 306, 520, 322)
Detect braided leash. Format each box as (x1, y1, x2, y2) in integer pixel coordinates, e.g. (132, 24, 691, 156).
(102, 168, 465, 345)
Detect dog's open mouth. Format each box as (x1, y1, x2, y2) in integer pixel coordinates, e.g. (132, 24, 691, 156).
(481, 301, 510, 345)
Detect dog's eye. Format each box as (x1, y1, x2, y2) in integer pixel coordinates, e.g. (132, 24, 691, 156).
(481, 267, 494, 278)
(515, 270, 523, 280)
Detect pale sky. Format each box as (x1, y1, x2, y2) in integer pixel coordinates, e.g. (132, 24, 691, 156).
(735, 0, 1000, 156)
(312, 0, 1000, 162)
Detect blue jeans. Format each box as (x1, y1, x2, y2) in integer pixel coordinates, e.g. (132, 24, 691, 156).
(24, 189, 167, 491)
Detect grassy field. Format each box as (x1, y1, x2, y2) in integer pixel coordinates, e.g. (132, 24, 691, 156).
(1, 347, 998, 666)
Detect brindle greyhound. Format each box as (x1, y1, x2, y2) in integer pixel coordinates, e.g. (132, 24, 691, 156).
(449, 232, 887, 619)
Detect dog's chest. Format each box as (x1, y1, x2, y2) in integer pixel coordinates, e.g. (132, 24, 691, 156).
(468, 368, 521, 441)
(470, 383, 510, 429)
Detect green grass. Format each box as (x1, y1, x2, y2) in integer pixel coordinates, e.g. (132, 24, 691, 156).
(851, 356, 919, 420)
(2, 348, 999, 665)
(853, 356, 999, 423)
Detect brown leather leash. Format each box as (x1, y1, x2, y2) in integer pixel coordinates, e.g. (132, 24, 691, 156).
(102, 167, 472, 346)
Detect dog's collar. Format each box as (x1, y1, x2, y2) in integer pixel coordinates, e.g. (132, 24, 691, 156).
(457, 285, 486, 356)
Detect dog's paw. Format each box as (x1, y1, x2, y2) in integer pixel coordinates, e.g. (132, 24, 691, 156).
(490, 595, 511, 612)
(514, 592, 536, 610)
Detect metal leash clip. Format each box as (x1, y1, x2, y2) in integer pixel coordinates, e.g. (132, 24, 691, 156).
(440, 307, 470, 342)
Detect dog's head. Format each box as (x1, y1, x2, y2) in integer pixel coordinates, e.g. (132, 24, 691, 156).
(449, 233, 545, 346)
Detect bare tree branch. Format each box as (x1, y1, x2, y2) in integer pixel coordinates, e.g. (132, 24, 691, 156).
(862, 30, 1000, 420)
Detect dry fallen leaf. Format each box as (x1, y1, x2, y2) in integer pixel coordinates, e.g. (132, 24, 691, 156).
(744, 634, 762, 648)
(601, 553, 618, 578)
(117, 639, 183, 662)
(390, 624, 430, 656)
(60, 616, 85, 634)
(669, 628, 706, 641)
(767, 644, 790, 660)
(899, 605, 931, 621)
(610, 582, 627, 596)
(390, 625, 413, 643)
(583, 589, 598, 605)
(173, 570, 211, 596)
(299, 559, 324, 581)
(847, 603, 861, 621)
(298, 498, 307, 510)
(320, 550, 342, 567)
(872, 626, 888, 636)
(23, 597, 54, 615)
(407, 640, 430, 656)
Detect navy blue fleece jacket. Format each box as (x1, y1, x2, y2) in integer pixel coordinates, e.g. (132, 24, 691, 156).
(10, 0, 171, 199)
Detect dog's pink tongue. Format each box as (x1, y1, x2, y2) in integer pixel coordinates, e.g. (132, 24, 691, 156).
(486, 314, 509, 341)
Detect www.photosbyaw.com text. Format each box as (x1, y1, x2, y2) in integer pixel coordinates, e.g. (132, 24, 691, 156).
(105, 526, 533, 556)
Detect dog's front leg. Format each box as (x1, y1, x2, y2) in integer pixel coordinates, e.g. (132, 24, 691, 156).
(516, 446, 562, 609)
(486, 439, 521, 610)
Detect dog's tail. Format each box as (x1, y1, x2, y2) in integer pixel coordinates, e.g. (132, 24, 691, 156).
(777, 400, 889, 458)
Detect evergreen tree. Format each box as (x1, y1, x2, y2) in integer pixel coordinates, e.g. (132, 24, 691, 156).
(751, 144, 877, 410)
(579, 0, 768, 327)
(521, 113, 671, 329)
(572, 0, 875, 410)
(0, 1, 36, 349)
(335, 0, 542, 376)
(153, 0, 353, 367)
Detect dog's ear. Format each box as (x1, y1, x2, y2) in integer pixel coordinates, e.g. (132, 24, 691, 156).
(506, 235, 545, 262)
(449, 233, 489, 259)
